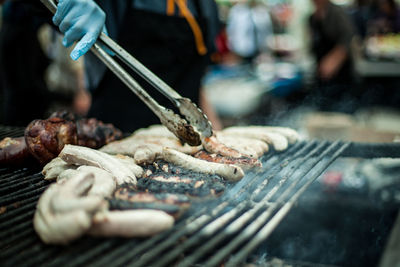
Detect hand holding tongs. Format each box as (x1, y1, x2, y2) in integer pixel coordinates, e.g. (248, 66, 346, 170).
(41, 0, 213, 146)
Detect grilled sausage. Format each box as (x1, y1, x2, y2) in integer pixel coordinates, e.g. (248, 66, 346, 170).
(59, 144, 137, 185)
(222, 128, 289, 151)
(89, 210, 174, 237)
(161, 148, 244, 181)
(201, 135, 243, 158)
(193, 150, 262, 169)
(42, 157, 77, 180)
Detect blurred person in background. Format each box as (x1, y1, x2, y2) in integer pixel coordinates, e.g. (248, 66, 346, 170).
(351, 0, 373, 38)
(308, 0, 356, 112)
(369, 0, 400, 34)
(4, 0, 222, 133)
(226, 0, 273, 64)
(0, 1, 52, 126)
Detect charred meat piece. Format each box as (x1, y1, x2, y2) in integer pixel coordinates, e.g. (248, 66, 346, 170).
(76, 118, 123, 149)
(193, 150, 262, 169)
(0, 137, 32, 166)
(25, 118, 78, 165)
(136, 173, 226, 197)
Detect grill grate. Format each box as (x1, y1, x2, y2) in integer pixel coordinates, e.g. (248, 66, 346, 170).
(0, 126, 397, 266)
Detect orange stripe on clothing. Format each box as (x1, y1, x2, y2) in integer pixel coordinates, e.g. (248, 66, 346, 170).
(179, 0, 187, 16)
(166, 0, 175, 15)
(174, 0, 207, 56)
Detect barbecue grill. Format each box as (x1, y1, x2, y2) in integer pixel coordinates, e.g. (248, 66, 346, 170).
(0, 125, 399, 267)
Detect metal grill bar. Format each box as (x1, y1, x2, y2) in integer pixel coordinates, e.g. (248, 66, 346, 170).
(89, 145, 304, 267)
(0, 201, 36, 223)
(176, 142, 330, 267)
(147, 142, 331, 267)
(0, 173, 43, 191)
(0, 126, 24, 138)
(226, 142, 350, 266)
(0, 122, 394, 267)
(0, 195, 41, 220)
(0, 184, 49, 207)
(132, 142, 319, 267)
(117, 144, 311, 267)
(206, 142, 347, 267)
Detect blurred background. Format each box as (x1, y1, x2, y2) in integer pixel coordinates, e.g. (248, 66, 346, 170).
(0, 0, 400, 141)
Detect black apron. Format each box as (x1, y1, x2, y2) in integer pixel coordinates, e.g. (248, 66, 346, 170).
(88, 7, 208, 133)
(0, 3, 51, 126)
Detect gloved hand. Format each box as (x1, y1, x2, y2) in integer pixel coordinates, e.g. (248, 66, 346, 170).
(53, 0, 106, 60)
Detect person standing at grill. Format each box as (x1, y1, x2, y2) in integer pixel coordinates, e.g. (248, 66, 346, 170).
(0, 1, 52, 126)
(308, 0, 357, 112)
(49, 0, 222, 132)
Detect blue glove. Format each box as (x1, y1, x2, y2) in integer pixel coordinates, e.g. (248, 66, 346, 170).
(53, 0, 106, 60)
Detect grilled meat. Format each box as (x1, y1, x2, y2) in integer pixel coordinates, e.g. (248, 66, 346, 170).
(112, 188, 190, 217)
(161, 147, 244, 181)
(137, 177, 225, 197)
(76, 118, 123, 149)
(59, 145, 138, 185)
(99, 124, 202, 164)
(1, 111, 122, 166)
(224, 126, 300, 144)
(201, 135, 243, 158)
(132, 124, 177, 138)
(89, 210, 174, 237)
(0, 137, 32, 166)
(108, 199, 182, 218)
(113, 154, 144, 178)
(221, 127, 290, 151)
(42, 157, 78, 181)
(75, 166, 116, 197)
(50, 171, 105, 213)
(193, 150, 262, 169)
(114, 188, 190, 205)
(135, 163, 226, 197)
(215, 133, 269, 158)
(34, 172, 106, 244)
(25, 118, 78, 164)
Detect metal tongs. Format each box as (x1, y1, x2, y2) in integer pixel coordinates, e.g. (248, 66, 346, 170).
(41, 0, 213, 146)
